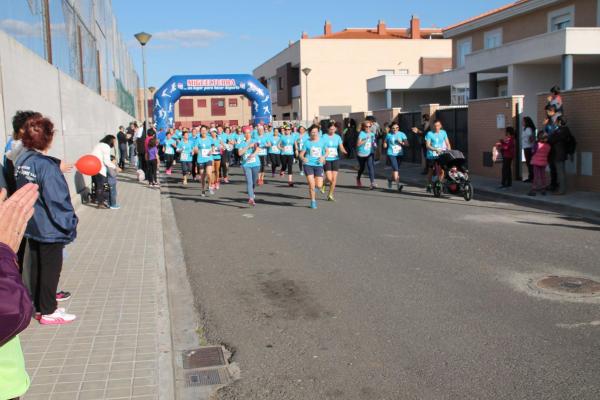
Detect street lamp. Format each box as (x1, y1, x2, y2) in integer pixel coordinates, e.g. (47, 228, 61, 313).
(302, 67, 312, 124)
(134, 32, 152, 130)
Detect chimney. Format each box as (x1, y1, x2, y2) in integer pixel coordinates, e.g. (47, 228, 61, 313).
(377, 20, 387, 35)
(301, 31, 309, 39)
(324, 20, 332, 36)
(288, 40, 293, 47)
(410, 15, 420, 39)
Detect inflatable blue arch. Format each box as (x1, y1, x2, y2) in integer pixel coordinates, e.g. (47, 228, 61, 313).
(153, 74, 272, 131)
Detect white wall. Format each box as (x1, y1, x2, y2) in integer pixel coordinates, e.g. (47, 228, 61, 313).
(509, 63, 561, 122)
(0, 30, 135, 200)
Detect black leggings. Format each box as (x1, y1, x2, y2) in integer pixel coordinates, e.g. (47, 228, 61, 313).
(221, 151, 230, 177)
(280, 155, 294, 175)
(148, 159, 158, 184)
(165, 154, 174, 170)
(23, 239, 64, 315)
(93, 174, 107, 205)
(259, 155, 267, 173)
(269, 154, 280, 174)
(501, 157, 512, 187)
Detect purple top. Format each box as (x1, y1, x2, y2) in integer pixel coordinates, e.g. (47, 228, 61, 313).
(148, 146, 158, 161)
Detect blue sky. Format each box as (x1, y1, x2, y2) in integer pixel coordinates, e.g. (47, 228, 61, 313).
(113, 0, 511, 87)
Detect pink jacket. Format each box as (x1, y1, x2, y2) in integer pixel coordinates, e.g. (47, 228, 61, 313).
(531, 142, 551, 167)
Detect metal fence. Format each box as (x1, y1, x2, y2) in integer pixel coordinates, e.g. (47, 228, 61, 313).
(435, 106, 469, 160)
(0, 0, 139, 116)
(397, 111, 423, 164)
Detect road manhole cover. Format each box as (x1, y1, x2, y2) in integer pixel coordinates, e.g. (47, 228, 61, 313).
(182, 347, 226, 369)
(534, 276, 600, 297)
(185, 369, 222, 386)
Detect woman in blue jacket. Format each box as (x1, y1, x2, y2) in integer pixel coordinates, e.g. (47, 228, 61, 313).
(15, 115, 79, 325)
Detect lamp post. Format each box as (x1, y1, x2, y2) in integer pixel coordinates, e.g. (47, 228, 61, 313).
(302, 67, 312, 125)
(241, 95, 246, 125)
(134, 32, 152, 129)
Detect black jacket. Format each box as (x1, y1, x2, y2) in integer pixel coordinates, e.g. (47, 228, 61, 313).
(548, 126, 569, 162)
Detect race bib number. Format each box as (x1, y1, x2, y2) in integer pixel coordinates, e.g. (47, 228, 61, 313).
(246, 155, 256, 164)
(166, 147, 174, 155)
(180, 152, 190, 161)
(364, 141, 372, 150)
(226, 144, 233, 151)
(310, 147, 322, 158)
(258, 148, 267, 156)
(201, 148, 211, 158)
(326, 148, 338, 158)
(212, 148, 220, 155)
(284, 145, 293, 153)
(392, 145, 401, 154)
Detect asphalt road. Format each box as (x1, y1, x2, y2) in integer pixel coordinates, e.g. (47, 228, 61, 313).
(164, 162, 600, 400)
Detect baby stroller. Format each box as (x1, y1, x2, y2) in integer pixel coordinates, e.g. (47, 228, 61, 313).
(432, 150, 473, 201)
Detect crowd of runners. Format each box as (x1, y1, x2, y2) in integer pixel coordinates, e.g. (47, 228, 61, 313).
(137, 118, 437, 209)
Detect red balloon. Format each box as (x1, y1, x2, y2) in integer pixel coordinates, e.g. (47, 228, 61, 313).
(75, 154, 102, 176)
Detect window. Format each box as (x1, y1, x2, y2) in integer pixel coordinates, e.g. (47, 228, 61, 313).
(456, 38, 472, 68)
(398, 69, 409, 75)
(197, 99, 207, 108)
(377, 69, 395, 76)
(548, 6, 574, 32)
(211, 98, 226, 116)
(228, 98, 238, 107)
(451, 84, 469, 105)
(179, 99, 194, 117)
(229, 120, 239, 126)
(278, 77, 283, 90)
(484, 29, 502, 49)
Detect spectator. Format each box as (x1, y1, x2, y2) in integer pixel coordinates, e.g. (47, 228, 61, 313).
(128, 122, 137, 167)
(411, 114, 431, 174)
(548, 117, 570, 195)
(4, 111, 42, 196)
(135, 122, 146, 172)
(496, 127, 516, 189)
(91, 135, 119, 209)
(521, 117, 536, 183)
(147, 137, 159, 187)
(14, 115, 78, 324)
(547, 85, 563, 120)
(107, 155, 120, 209)
(116, 125, 127, 169)
(528, 132, 550, 196)
(0, 183, 39, 400)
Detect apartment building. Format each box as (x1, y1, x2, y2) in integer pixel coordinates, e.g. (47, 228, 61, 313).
(253, 17, 452, 121)
(369, 0, 600, 119)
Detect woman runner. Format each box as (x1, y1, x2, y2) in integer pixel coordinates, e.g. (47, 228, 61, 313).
(356, 121, 377, 190)
(300, 125, 326, 209)
(322, 123, 347, 201)
(279, 126, 296, 187)
(221, 126, 232, 183)
(267, 128, 281, 177)
(236, 126, 261, 206)
(296, 126, 308, 176)
(195, 126, 215, 196)
(383, 123, 409, 192)
(210, 128, 223, 190)
(177, 131, 194, 185)
(255, 125, 269, 185)
(163, 129, 177, 175)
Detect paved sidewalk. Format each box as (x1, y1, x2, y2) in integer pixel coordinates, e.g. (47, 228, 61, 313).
(341, 159, 600, 220)
(19, 172, 172, 400)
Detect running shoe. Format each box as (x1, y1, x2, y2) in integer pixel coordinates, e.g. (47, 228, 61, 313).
(183, 176, 188, 185)
(201, 191, 206, 197)
(56, 291, 71, 302)
(224, 177, 230, 184)
(109, 204, 121, 210)
(327, 194, 335, 202)
(299, 171, 305, 176)
(209, 188, 215, 195)
(387, 179, 393, 190)
(397, 184, 404, 193)
(39, 309, 76, 325)
(248, 198, 256, 207)
(310, 200, 317, 209)
(320, 185, 326, 194)
(280, 170, 285, 176)
(288, 182, 294, 187)
(216, 183, 220, 190)
(426, 184, 432, 193)
(356, 178, 362, 188)
(166, 169, 172, 175)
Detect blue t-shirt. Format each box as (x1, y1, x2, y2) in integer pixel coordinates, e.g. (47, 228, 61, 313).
(257, 135, 269, 156)
(304, 139, 326, 167)
(211, 137, 222, 160)
(174, 130, 182, 140)
(357, 131, 374, 157)
(323, 134, 343, 161)
(196, 137, 214, 163)
(425, 130, 449, 159)
(164, 138, 177, 155)
(235, 140, 261, 168)
(190, 134, 200, 148)
(280, 135, 295, 156)
(268, 136, 281, 154)
(177, 140, 194, 162)
(296, 134, 308, 152)
(385, 132, 408, 156)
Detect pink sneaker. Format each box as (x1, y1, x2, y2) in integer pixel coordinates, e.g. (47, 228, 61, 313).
(248, 198, 256, 206)
(166, 169, 172, 175)
(39, 309, 76, 325)
(216, 183, 220, 190)
(224, 177, 230, 184)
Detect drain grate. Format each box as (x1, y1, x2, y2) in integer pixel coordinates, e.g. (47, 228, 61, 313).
(535, 276, 600, 296)
(182, 347, 226, 369)
(185, 369, 222, 386)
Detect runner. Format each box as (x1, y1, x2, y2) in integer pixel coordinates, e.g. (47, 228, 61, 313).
(163, 129, 177, 175)
(267, 128, 281, 177)
(210, 128, 223, 190)
(236, 126, 261, 206)
(383, 123, 409, 192)
(322, 123, 348, 201)
(296, 126, 308, 176)
(425, 120, 452, 192)
(356, 121, 377, 190)
(190, 127, 200, 180)
(195, 126, 215, 196)
(177, 130, 194, 185)
(220, 126, 232, 183)
(299, 125, 326, 209)
(232, 127, 242, 166)
(255, 125, 269, 185)
(279, 126, 297, 187)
